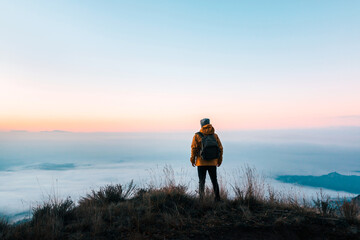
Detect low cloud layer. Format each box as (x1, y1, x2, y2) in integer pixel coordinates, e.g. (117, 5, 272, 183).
(1, 128, 360, 221)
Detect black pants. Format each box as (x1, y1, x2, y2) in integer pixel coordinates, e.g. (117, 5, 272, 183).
(197, 166, 220, 200)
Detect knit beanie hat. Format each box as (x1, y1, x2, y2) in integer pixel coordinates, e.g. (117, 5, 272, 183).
(200, 118, 210, 127)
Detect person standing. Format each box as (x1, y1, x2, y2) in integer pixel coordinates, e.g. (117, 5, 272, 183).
(190, 118, 223, 201)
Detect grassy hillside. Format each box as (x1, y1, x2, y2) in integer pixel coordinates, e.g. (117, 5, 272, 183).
(1, 167, 360, 240)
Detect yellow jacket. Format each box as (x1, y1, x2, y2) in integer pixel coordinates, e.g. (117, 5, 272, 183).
(190, 124, 223, 166)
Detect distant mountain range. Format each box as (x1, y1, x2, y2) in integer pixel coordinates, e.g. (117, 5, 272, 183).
(40, 130, 70, 133)
(276, 172, 360, 194)
(8, 130, 70, 133)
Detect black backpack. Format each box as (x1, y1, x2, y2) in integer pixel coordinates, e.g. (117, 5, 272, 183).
(196, 132, 220, 160)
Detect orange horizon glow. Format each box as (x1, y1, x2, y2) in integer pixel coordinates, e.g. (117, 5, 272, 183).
(2, 78, 359, 132)
(1, 114, 359, 132)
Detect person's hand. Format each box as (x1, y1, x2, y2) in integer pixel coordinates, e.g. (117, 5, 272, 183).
(192, 163, 196, 167)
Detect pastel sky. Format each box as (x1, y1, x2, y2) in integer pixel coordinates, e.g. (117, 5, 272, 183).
(1, 1, 359, 132)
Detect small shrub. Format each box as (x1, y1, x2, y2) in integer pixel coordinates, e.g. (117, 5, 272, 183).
(0, 217, 10, 237)
(337, 197, 360, 222)
(79, 181, 135, 206)
(145, 185, 193, 215)
(28, 197, 75, 240)
(32, 196, 75, 223)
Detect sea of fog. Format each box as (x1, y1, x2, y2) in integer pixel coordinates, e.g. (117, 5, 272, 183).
(1, 127, 360, 222)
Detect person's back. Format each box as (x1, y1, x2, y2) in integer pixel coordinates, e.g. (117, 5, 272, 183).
(190, 118, 223, 201)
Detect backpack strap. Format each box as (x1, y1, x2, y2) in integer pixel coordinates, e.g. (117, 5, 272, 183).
(196, 132, 204, 138)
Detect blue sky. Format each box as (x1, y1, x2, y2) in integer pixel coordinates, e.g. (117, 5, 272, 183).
(1, 1, 359, 131)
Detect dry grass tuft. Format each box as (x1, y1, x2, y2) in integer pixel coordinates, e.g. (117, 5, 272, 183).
(313, 189, 335, 216)
(232, 166, 265, 208)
